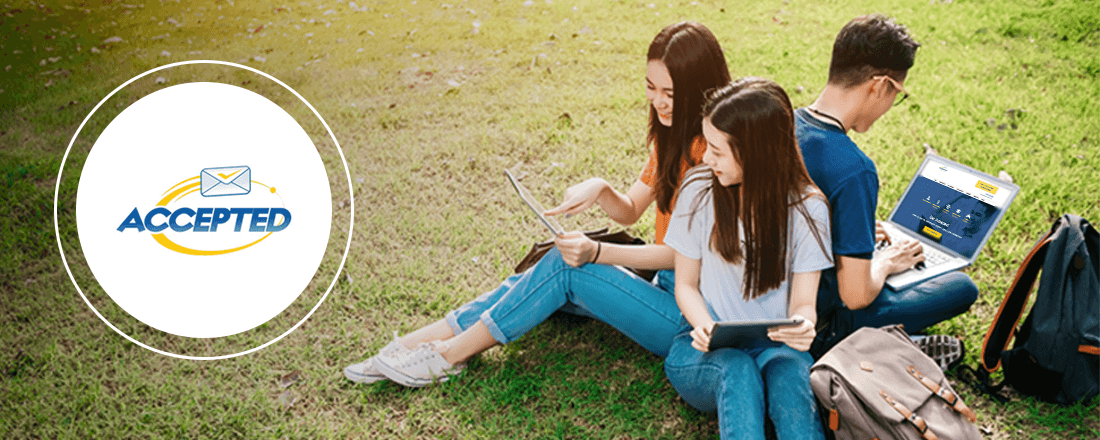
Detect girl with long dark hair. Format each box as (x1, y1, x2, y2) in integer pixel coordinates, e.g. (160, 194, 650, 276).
(663, 78, 832, 439)
(345, 22, 732, 387)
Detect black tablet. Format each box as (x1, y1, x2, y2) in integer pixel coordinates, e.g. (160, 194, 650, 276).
(707, 318, 803, 351)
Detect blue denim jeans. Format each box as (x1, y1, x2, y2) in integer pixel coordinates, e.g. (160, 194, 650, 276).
(445, 247, 684, 357)
(819, 269, 979, 333)
(811, 270, 979, 357)
(664, 326, 824, 440)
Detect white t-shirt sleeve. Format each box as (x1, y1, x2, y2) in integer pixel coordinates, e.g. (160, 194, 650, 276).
(665, 178, 709, 261)
(791, 195, 834, 274)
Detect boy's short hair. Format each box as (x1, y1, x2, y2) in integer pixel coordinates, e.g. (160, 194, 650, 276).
(828, 14, 921, 88)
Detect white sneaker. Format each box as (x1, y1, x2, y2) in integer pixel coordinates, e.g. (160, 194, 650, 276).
(344, 331, 408, 384)
(373, 341, 465, 387)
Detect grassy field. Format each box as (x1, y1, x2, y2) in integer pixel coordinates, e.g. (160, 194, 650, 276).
(2, 0, 1098, 438)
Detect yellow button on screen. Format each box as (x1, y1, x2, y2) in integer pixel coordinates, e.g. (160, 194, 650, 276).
(976, 180, 999, 194)
(922, 226, 943, 239)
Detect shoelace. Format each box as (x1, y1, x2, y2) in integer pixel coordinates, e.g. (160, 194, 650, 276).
(380, 331, 405, 357)
(400, 342, 451, 368)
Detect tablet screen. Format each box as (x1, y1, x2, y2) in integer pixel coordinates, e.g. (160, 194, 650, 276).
(505, 169, 564, 236)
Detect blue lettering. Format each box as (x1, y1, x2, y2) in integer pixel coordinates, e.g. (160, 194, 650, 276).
(144, 207, 171, 232)
(210, 208, 232, 232)
(249, 208, 269, 232)
(230, 208, 251, 232)
(193, 208, 214, 232)
(169, 208, 195, 232)
(118, 207, 292, 233)
(266, 208, 291, 232)
(117, 208, 145, 232)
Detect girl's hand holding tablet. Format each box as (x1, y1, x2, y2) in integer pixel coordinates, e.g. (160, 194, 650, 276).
(767, 314, 816, 352)
(690, 319, 717, 353)
(554, 231, 599, 268)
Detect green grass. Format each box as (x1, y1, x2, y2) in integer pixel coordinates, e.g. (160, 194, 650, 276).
(2, 0, 1098, 438)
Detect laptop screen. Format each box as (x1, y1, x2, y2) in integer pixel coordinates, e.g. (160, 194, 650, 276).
(888, 157, 1015, 259)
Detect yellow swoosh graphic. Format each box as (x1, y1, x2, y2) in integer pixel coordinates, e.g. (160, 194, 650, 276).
(151, 178, 281, 256)
(158, 181, 201, 206)
(152, 232, 275, 256)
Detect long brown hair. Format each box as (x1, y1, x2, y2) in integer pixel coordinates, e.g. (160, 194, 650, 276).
(685, 77, 830, 300)
(647, 22, 731, 214)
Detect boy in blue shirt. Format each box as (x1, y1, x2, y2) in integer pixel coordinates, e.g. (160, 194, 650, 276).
(794, 14, 978, 365)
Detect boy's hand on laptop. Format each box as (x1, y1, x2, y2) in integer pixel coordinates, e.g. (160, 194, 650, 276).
(545, 178, 608, 218)
(875, 240, 926, 274)
(875, 221, 892, 246)
(555, 231, 599, 267)
(768, 314, 815, 352)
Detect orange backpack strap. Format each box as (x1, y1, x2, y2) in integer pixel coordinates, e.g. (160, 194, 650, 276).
(979, 229, 1054, 372)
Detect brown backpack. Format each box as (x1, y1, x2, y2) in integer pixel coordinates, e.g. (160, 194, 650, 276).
(810, 325, 981, 440)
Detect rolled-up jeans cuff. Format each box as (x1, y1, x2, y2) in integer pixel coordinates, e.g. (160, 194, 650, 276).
(479, 310, 510, 345)
(445, 310, 464, 335)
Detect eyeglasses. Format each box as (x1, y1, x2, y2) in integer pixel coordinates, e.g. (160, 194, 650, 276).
(874, 75, 910, 107)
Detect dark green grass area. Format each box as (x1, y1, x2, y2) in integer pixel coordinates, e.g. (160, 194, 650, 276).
(2, 0, 1098, 438)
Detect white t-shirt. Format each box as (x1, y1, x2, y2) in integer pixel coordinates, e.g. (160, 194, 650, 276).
(665, 177, 834, 322)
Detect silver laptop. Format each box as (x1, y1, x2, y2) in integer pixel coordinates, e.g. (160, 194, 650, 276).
(878, 155, 1019, 290)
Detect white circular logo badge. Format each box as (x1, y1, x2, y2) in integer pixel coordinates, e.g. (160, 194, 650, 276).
(56, 61, 351, 359)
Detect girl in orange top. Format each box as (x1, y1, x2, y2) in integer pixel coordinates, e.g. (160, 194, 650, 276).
(347, 22, 732, 387)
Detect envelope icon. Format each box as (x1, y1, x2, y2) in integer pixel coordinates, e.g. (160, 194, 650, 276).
(200, 165, 251, 197)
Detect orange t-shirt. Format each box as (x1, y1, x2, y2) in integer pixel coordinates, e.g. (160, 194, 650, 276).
(638, 136, 707, 244)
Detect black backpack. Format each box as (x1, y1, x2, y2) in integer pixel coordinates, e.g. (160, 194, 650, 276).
(977, 214, 1099, 404)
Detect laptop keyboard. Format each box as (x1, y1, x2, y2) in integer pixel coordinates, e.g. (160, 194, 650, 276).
(919, 245, 952, 269)
(874, 233, 955, 272)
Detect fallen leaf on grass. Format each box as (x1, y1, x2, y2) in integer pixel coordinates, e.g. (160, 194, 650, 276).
(277, 390, 298, 408)
(90, 47, 100, 53)
(278, 370, 302, 388)
(103, 36, 122, 44)
(997, 171, 1013, 183)
(160, 50, 170, 57)
(155, 76, 167, 84)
